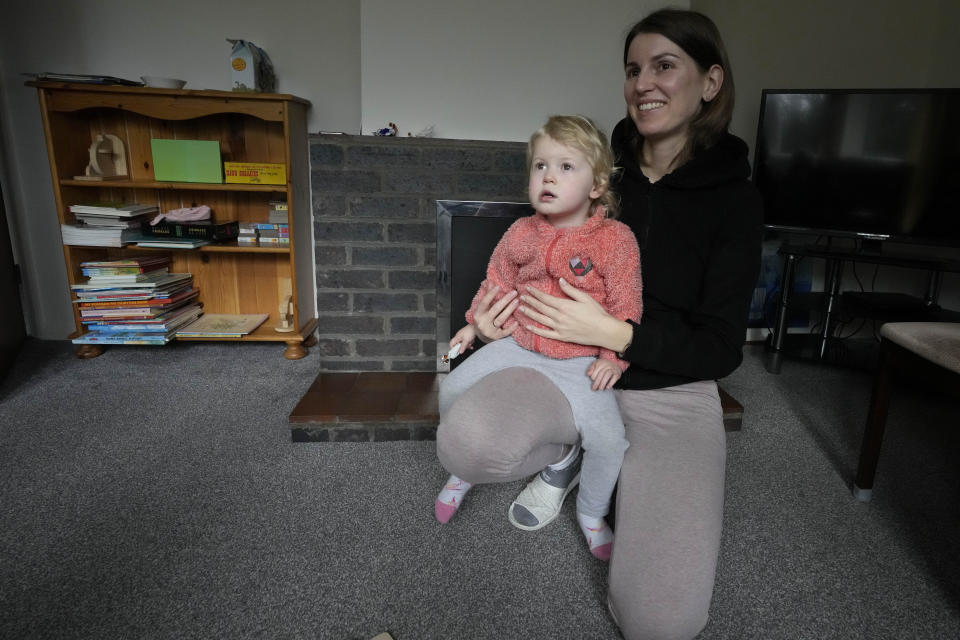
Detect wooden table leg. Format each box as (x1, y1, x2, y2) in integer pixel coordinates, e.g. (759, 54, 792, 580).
(853, 342, 893, 501)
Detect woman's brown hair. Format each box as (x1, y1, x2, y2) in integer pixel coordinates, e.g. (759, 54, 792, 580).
(623, 8, 734, 167)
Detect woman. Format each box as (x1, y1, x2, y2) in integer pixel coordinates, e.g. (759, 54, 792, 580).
(436, 8, 763, 639)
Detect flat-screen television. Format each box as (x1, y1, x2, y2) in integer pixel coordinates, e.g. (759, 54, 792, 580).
(753, 89, 960, 247)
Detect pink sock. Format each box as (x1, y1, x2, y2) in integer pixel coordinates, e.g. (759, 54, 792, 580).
(435, 474, 473, 523)
(577, 513, 614, 561)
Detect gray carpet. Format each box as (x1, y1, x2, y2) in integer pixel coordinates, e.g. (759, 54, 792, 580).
(0, 339, 957, 639)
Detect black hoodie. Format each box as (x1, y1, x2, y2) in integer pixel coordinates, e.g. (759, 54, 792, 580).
(610, 117, 764, 390)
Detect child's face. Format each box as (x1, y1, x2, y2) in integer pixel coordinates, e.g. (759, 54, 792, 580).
(528, 136, 601, 228)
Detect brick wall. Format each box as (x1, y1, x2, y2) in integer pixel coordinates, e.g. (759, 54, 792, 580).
(310, 134, 528, 371)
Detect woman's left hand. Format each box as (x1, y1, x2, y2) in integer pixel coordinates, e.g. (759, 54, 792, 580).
(520, 278, 624, 349)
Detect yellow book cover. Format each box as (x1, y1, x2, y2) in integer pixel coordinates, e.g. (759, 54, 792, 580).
(223, 162, 286, 185)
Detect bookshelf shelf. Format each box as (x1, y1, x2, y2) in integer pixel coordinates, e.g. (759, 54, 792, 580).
(131, 243, 290, 255)
(29, 81, 317, 359)
(60, 178, 286, 192)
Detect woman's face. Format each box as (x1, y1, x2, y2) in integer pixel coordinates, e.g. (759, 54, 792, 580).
(623, 32, 720, 148)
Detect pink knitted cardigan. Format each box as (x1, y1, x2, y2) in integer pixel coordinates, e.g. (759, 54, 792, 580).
(466, 212, 642, 370)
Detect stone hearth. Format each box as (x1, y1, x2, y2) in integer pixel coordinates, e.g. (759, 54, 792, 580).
(289, 372, 743, 442)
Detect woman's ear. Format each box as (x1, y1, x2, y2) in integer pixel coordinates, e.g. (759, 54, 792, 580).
(702, 64, 723, 103)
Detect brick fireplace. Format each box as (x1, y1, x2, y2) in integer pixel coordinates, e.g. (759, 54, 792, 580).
(293, 134, 745, 440)
(310, 133, 528, 372)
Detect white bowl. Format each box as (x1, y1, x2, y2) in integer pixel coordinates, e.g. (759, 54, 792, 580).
(141, 76, 187, 89)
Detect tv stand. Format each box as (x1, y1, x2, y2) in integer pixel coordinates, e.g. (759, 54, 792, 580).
(857, 238, 885, 255)
(765, 243, 960, 373)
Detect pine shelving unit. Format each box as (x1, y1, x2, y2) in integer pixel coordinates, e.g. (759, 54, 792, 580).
(28, 81, 318, 359)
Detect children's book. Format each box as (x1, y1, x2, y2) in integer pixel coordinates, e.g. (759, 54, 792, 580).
(175, 313, 268, 337)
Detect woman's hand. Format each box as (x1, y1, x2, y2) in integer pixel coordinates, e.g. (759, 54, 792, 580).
(473, 285, 520, 343)
(520, 278, 633, 352)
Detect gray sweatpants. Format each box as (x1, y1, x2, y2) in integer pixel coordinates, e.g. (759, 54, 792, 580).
(436, 367, 725, 640)
(439, 337, 628, 518)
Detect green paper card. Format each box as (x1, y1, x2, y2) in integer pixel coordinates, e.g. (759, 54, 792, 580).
(151, 139, 223, 183)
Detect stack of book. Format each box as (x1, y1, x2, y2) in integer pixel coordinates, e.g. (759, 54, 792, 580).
(60, 202, 158, 247)
(238, 222, 258, 246)
(61, 203, 159, 247)
(70, 258, 202, 345)
(268, 200, 289, 224)
(254, 222, 290, 247)
(237, 213, 289, 247)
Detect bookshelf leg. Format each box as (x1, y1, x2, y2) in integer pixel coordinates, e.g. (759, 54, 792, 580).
(284, 340, 307, 360)
(75, 344, 105, 359)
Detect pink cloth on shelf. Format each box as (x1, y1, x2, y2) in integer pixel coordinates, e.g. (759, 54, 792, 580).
(150, 205, 211, 225)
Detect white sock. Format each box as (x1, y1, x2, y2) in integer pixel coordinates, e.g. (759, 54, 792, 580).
(436, 474, 473, 507)
(577, 512, 614, 555)
(548, 442, 580, 471)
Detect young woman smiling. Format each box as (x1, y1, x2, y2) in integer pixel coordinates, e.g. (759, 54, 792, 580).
(435, 9, 763, 639)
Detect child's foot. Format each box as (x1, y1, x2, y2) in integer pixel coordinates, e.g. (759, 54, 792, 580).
(577, 513, 614, 561)
(435, 474, 473, 523)
(508, 444, 582, 531)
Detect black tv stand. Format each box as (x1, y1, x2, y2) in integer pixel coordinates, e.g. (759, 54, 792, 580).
(856, 238, 885, 255)
(765, 243, 960, 373)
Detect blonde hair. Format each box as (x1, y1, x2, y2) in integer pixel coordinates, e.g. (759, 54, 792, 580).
(527, 115, 620, 217)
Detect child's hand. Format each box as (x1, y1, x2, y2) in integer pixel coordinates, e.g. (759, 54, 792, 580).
(450, 324, 478, 355)
(587, 358, 622, 391)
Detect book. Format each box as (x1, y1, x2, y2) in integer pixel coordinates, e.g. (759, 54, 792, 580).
(76, 287, 199, 309)
(73, 281, 192, 302)
(71, 331, 176, 345)
(176, 313, 268, 337)
(135, 239, 211, 249)
(60, 224, 141, 247)
(78, 291, 198, 317)
(82, 269, 170, 283)
(70, 272, 192, 291)
(72, 214, 146, 228)
(79, 256, 171, 270)
(69, 203, 159, 217)
(82, 304, 203, 332)
(143, 220, 239, 241)
(268, 201, 289, 224)
(223, 162, 286, 185)
(30, 72, 143, 86)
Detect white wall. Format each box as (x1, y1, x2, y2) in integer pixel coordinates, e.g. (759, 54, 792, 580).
(0, 0, 360, 338)
(360, 0, 670, 141)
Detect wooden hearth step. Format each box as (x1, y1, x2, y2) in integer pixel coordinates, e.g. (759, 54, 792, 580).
(290, 372, 744, 442)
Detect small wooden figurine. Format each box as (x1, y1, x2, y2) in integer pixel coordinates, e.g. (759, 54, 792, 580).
(74, 133, 128, 181)
(275, 294, 295, 332)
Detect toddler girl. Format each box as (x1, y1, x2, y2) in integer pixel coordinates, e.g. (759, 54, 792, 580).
(434, 115, 642, 560)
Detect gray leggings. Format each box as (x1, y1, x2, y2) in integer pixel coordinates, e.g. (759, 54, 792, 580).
(439, 338, 628, 517)
(436, 367, 725, 640)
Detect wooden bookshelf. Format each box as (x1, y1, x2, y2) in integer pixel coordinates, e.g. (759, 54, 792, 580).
(28, 82, 317, 359)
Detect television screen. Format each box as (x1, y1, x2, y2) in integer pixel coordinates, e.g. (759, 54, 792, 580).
(753, 89, 960, 246)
